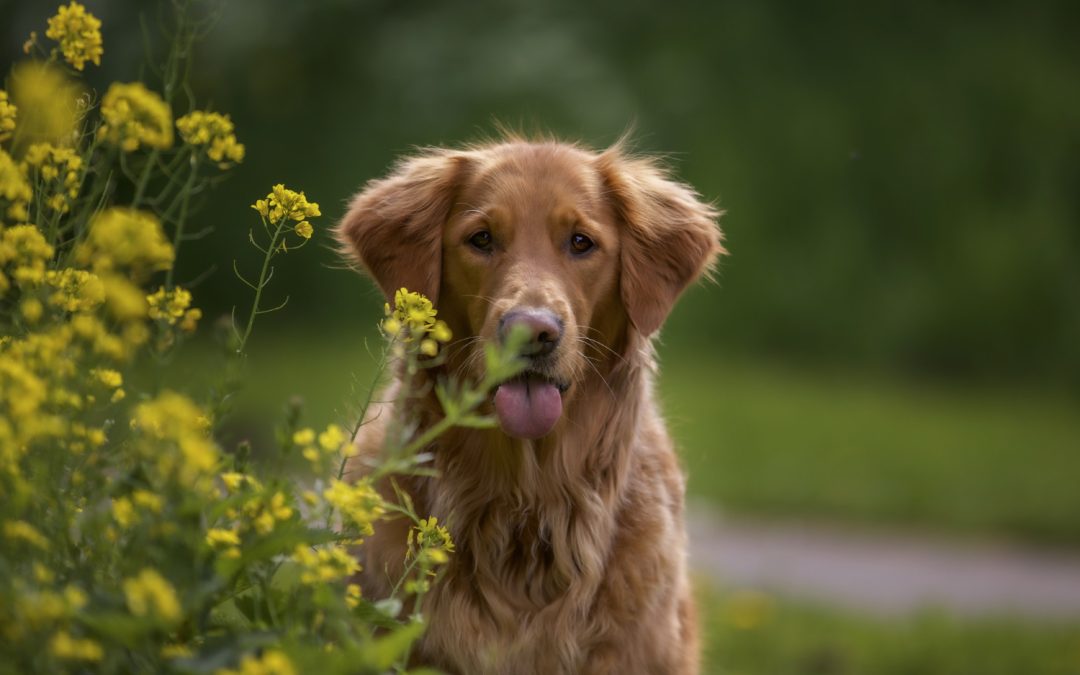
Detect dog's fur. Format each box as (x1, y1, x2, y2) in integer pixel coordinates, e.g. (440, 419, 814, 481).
(336, 135, 723, 674)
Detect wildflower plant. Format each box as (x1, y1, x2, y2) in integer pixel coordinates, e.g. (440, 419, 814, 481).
(0, 3, 528, 674)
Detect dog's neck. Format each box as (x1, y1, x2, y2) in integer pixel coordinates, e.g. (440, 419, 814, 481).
(399, 333, 657, 609)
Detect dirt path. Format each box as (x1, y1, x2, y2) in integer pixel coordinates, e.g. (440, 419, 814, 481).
(686, 505, 1080, 619)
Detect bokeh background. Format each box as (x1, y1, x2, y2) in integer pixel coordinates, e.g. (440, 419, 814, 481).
(4, 0, 1079, 671)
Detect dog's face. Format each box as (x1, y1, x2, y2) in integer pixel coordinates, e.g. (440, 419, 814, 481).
(337, 140, 722, 440)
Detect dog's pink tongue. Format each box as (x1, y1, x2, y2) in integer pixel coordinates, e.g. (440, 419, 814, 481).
(494, 376, 563, 439)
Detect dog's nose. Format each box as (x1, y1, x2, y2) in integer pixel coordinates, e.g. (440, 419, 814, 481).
(499, 308, 562, 357)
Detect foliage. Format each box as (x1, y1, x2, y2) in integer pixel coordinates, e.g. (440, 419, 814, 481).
(0, 3, 525, 673)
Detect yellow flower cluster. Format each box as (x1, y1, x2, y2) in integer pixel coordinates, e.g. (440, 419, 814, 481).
(49, 630, 104, 662)
(176, 111, 245, 169)
(1, 225, 54, 293)
(4, 520, 50, 550)
(0, 90, 15, 142)
(74, 207, 174, 277)
(8, 62, 82, 147)
(205, 527, 241, 559)
(252, 183, 321, 238)
(322, 478, 386, 537)
(111, 489, 162, 529)
(291, 544, 360, 584)
(22, 143, 83, 213)
(246, 491, 294, 535)
(13, 585, 86, 630)
(146, 286, 201, 331)
(216, 650, 297, 675)
(382, 288, 453, 356)
(45, 2, 103, 71)
(123, 568, 182, 625)
(98, 82, 173, 152)
(45, 269, 105, 313)
(293, 423, 348, 467)
(0, 149, 31, 224)
(131, 392, 218, 489)
(407, 516, 455, 566)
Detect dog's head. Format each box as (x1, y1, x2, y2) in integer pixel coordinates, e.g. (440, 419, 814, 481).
(337, 138, 723, 440)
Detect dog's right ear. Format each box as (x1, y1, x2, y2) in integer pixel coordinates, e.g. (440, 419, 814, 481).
(335, 149, 469, 304)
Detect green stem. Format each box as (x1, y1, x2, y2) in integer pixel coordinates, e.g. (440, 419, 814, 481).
(165, 155, 198, 288)
(131, 148, 160, 208)
(236, 219, 285, 354)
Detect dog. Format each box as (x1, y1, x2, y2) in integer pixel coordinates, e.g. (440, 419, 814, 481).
(335, 134, 724, 674)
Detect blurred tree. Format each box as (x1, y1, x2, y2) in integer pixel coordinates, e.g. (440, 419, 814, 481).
(3, 0, 1077, 389)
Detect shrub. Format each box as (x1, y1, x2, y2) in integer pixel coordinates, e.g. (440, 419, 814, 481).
(0, 4, 523, 673)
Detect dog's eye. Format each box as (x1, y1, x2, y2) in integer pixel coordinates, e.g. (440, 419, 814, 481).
(569, 233, 595, 255)
(469, 230, 493, 252)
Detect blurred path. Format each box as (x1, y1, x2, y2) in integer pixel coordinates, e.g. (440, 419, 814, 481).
(687, 505, 1080, 619)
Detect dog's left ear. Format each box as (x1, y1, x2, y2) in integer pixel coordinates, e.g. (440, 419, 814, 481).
(335, 149, 470, 304)
(596, 147, 726, 337)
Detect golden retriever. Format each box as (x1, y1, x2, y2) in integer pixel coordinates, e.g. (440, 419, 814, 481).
(335, 134, 723, 674)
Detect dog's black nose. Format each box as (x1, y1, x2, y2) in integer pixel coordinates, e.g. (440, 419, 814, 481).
(499, 308, 562, 357)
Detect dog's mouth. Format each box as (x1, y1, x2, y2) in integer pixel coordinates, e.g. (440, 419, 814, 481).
(493, 371, 568, 440)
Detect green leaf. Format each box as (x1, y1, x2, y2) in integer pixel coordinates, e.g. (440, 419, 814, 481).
(364, 619, 426, 671)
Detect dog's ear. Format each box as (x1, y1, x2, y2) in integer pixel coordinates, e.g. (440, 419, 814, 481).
(596, 146, 726, 337)
(336, 149, 470, 304)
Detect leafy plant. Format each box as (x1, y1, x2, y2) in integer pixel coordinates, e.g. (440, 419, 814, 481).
(0, 3, 523, 673)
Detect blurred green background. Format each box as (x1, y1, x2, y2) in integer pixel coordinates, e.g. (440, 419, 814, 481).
(4, 0, 1079, 671)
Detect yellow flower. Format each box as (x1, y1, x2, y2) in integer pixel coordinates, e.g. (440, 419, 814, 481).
(431, 319, 452, 343)
(161, 643, 194, 659)
(8, 62, 83, 147)
(20, 297, 44, 323)
(49, 630, 104, 662)
(420, 339, 438, 357)
(0, 90, 15, 142)
(132, 489, 163, 512)
(383, 289, 452, 349)
(176, 110, 245, 168)
(292, 544, 360, 584)
(90, 367, 122, 388)
(21, 143, 83, 213)
(123, 568, 182, 625)
(3, 519, 50, 550)
(45, 269, 105, 312)
(293, 220, 313, 239)
(251, 184, 321, 227)
(112, 497, 136, 528)
(132, 391, 219, 488)
(206, 527, 241, 548)
(99, 82, 173, 152)
(323, 479, 385, 537)
(345, 583, 362, 609)
(292, 427, 315, 446)
(0, 149, 32, 223)
(216, 650, 297, 675)
(179, 308, 201, 332)
(146, 286, 194, 324)
(245, 490, 294, 535)
(45, 2, 103, 71)
(74, 208, 174, 278)
(220, 471, 249, 492)
(407, 515, 455, 566)
(380, 317, 401, 337)
(318, 424, 345, 452)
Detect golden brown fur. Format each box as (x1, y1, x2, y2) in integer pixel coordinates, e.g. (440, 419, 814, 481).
(336, 135, 723, 674)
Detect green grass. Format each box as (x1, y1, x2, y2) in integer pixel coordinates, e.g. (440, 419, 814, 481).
(155, 323, 1080, 544)
(698, 584, 1080, 675)
(659, 351, 1080, 544)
